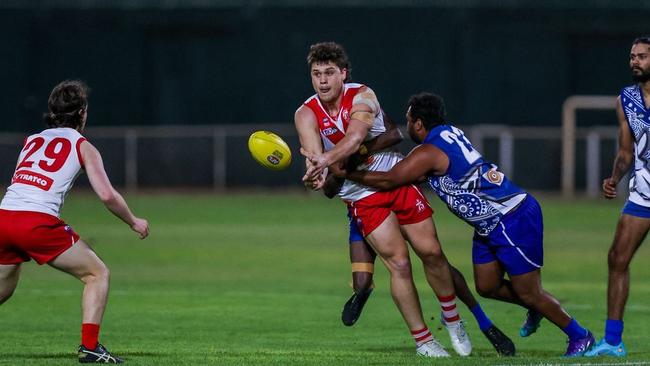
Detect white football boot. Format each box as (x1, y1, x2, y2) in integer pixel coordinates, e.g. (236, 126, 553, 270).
(445, 321, 472, 356)
(416, 339, 450, 358)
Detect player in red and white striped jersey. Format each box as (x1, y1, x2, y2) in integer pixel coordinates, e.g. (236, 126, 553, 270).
(295, 42, 469, 357)
(0, 80, 149, 364)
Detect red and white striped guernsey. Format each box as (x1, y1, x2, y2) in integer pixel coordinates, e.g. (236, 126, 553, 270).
(303, 83, 402, 202)
(1, 127, 86, 217)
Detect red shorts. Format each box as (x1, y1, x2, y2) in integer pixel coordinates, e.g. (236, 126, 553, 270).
(0, 209, 79, 265)
(347, 185, 433, 237)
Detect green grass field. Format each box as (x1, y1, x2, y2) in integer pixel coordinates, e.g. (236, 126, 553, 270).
(2, 192, 650, 365)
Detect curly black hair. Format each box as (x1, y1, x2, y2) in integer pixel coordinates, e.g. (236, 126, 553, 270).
(407, 92, 447, 130)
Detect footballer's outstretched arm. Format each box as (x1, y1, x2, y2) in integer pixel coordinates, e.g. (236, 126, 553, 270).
(345, 144, 449, 190)
(295, 105, 328, 189)
(295, 105, 324, 158)
(81, 141, 149, 239)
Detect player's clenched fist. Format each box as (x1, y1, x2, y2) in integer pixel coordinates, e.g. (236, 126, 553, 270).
(131, 217, 150, 239)
(602, 177, 618, 199)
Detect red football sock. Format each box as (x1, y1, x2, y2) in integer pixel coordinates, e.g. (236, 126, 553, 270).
(410, 326, 433, 346)
(438, 293, 460, 325)
(81, 323, 100, 350)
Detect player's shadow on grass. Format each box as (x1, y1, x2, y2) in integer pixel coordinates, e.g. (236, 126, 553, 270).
(362, 345, 415, 353)
(361, 346, 559, 358)
(0, 352, 71, 360)
(0, 351, 162, 360)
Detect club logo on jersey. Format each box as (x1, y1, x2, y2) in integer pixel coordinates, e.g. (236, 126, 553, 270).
(322, 127, 338, 136)
(483, 169, 504, 186)
(415, 199, 426, 213)
(266, 150, 285, 166)
(12, 170, 53, 191)
(355, 218, 364, 233)
(322, 117, 330, 127)
(342, 109, 350, 122)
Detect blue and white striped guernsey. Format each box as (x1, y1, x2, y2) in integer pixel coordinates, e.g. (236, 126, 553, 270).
(424, 124, 527, 236)
(621, 84, 650, 207)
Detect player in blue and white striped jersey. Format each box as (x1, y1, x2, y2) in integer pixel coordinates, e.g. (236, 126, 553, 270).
(335, 92, 594, 357)
(586, 36, 650, 358)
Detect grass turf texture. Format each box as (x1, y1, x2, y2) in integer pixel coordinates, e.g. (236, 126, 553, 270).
(1, 192, 649, 365)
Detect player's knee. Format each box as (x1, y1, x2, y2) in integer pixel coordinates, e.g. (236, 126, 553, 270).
(386, 257, 413, 278)
(475, 282, 498, 298)
(97, 264, 110, 282)
(82, 263, 110, 284)
(608, 248, 631, 272)
(416, 247, 445, 267)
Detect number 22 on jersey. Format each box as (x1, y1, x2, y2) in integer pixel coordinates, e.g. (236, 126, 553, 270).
(440, 126, 481, 164)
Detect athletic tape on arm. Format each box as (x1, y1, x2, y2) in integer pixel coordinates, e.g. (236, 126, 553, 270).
(351, 89, 379, 126)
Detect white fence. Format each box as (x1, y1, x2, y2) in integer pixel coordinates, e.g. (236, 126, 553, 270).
(561, 95, 618, 197)
(0, 123, 618, 194)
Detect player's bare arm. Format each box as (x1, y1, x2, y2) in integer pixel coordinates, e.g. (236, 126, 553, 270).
(360, 111, 403, 153)
(81, 141, 149, 238)
(321, 113, 402, 198)
(344, 144, 449, 190)
(295, 105, 327, 189)
(603, 97, 634, 199)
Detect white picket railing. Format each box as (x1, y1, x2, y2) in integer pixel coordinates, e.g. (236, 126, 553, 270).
(0, 123, 617, 193)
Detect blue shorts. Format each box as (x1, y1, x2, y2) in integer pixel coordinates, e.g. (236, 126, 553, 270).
(622, 200, 650, 218)
(348, 211, 364, 244)
(472, 195, 544, 276)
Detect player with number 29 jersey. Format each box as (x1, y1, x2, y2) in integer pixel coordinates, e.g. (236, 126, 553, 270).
(1, 127, 86, 217)
(0, 80, 149, 363)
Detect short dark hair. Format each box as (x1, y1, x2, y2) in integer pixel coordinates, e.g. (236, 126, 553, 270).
(43, 80, 89, 129)
(407, 92, 447, 130)
(306, 42, 352, 82)
(633, 36, 650, 46)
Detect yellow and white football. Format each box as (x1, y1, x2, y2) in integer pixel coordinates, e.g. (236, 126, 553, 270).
(248, 131, 292, 170)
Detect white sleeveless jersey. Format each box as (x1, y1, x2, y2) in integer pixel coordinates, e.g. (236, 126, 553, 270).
(621, 85, 650, 206)
(303, 83, 402, 202)
(1, 127, 86, 217)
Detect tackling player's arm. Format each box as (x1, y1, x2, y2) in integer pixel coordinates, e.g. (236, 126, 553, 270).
(304, 87, 377, 179)
(343, 144, 449, 190)
(81, 141, 150, 238)
(322, 113, 403, 198)
(358, 111, 403, 155)
(603, 97, 634, 199)
(295, 105, 327, 189)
